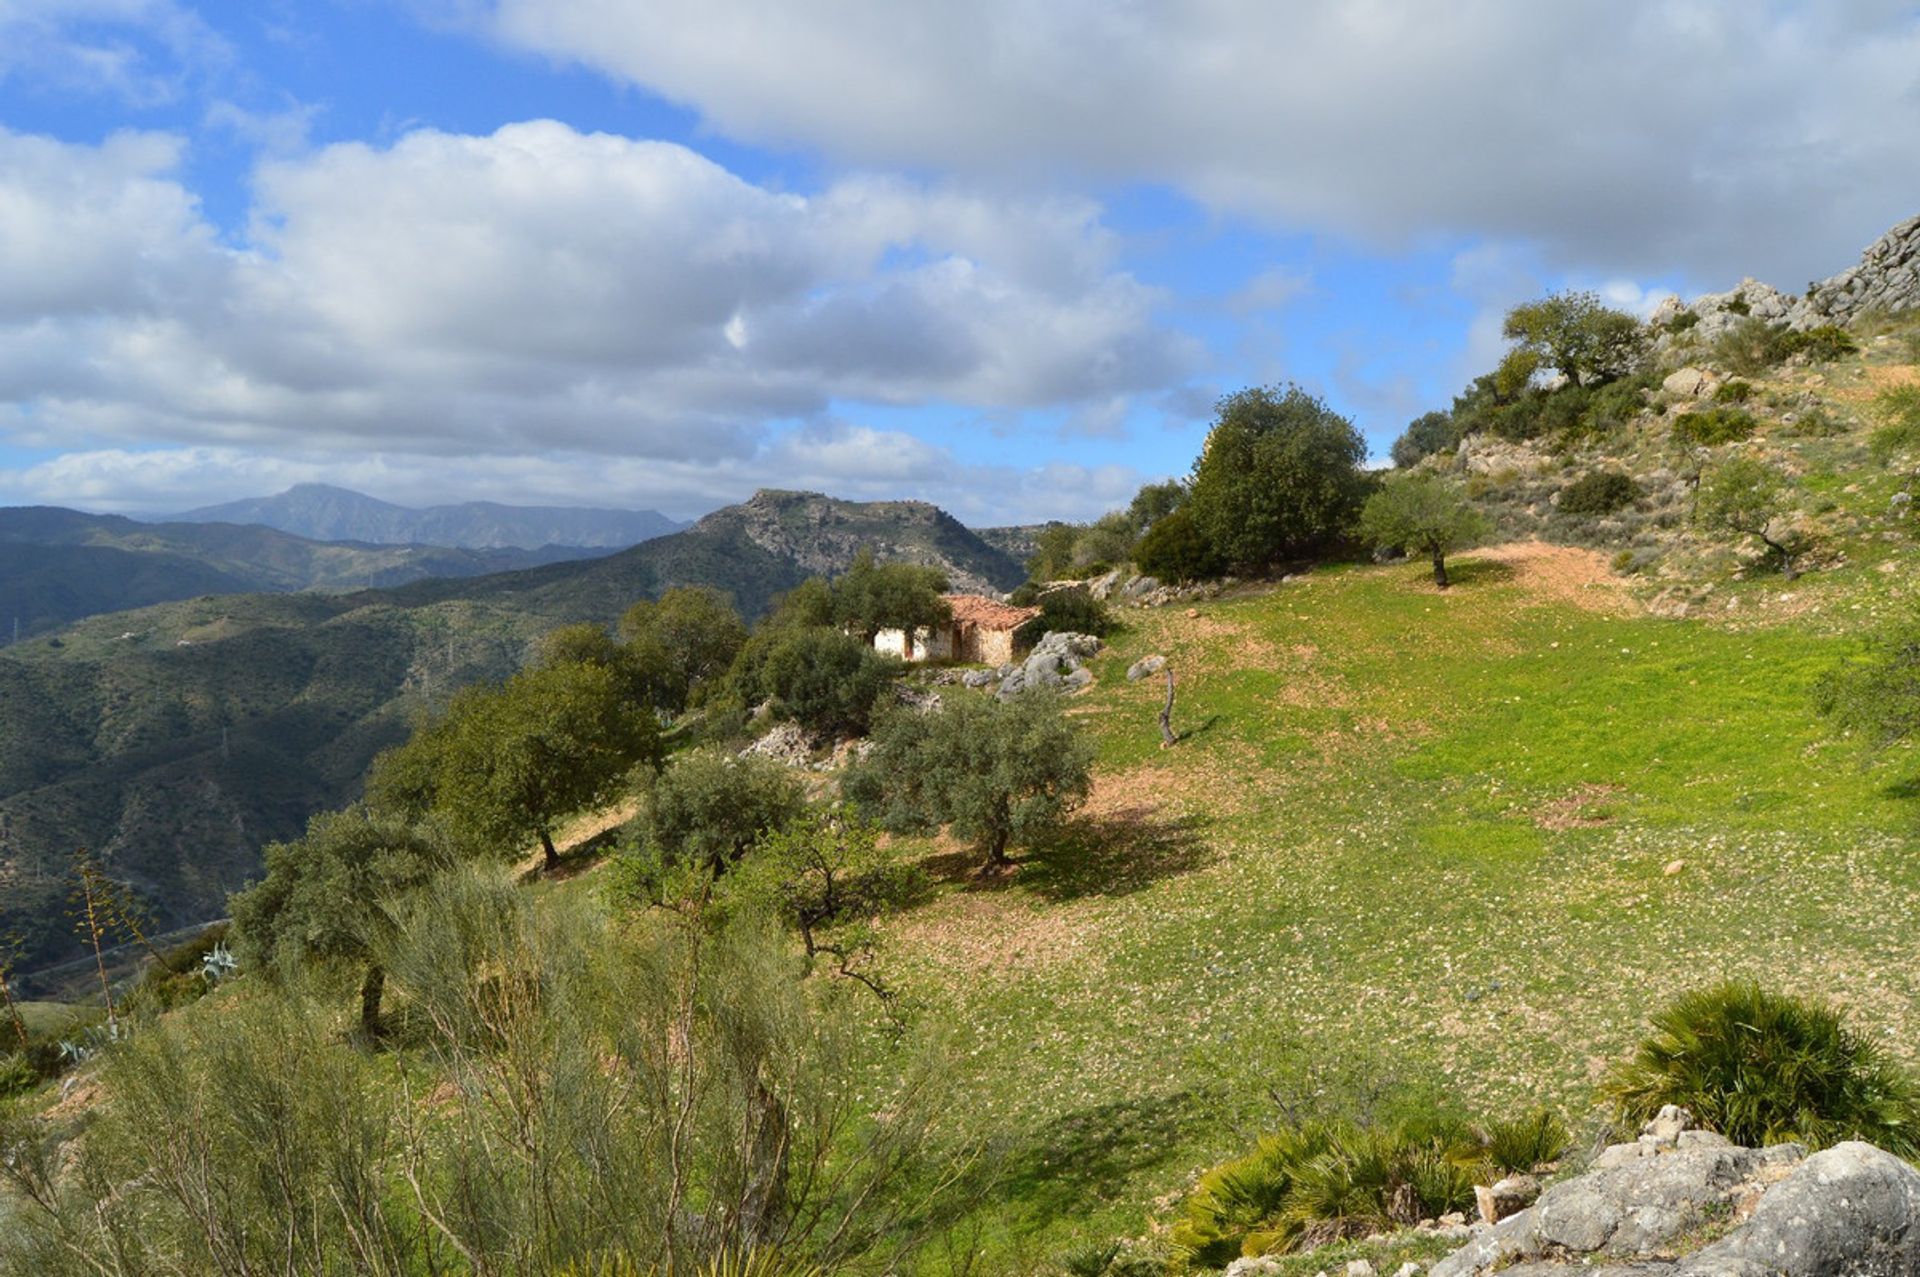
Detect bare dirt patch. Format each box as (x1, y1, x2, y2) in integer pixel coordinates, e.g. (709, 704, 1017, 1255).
(1466, 541, 1635, 614)
(1534, 783, 1626, 830)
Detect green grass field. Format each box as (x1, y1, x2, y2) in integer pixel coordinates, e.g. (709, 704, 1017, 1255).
(869, 541, 1920, 1262)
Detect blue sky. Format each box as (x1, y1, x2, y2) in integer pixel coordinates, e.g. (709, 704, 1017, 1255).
(1, 2, 1916, 524)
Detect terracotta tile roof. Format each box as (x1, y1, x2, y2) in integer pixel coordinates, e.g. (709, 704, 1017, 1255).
(942, 593, 1040, 631)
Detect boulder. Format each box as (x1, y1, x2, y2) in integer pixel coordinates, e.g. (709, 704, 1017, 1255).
(1662, 367, 1714, 399)
(1679, 1141, 1920, 1275)
(1127, 654, 1169, 681)
(961, 668, 998, 689)
(895, 684, 943, 713)
(1474, 1174, 1539, 1224)
(1063, 668, 1095, 691)
(1124, 574, 1163, 598)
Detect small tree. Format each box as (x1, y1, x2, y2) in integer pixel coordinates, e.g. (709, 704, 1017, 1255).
(831, 549, 951, 645)
(1185, 384, 1368, 572)
(845, 693, 1092, 870)
(371, 660, 662, 872)
(1359, 473, 1490, 589)
(1390, 410, 1461, 468)
(1134, 506, 1224, 583)
(751, 627, 900, 738)
(621, 749, 809, 880)
(619, 586, 749, 712)
(229, 806, 454, 1034)
(1126, 479, 1187, 532)
(1501, 290, 1647, 386)
(1696, 454, 1802, 578)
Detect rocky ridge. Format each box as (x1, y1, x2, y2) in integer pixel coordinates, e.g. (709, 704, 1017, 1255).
(1653, 212, 1920, 339)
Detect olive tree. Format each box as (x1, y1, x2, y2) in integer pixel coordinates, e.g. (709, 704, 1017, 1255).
(1359, 472, 1490, 589)
(229, 806, 454, 1034)
(1696, 454, 1803, 578)
(1501, 290, 1647, 387)
(844, 693, 1093, 870)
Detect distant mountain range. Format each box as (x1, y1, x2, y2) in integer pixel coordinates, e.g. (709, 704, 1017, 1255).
(0, 490, 1025, 981)
(174, 483, 686, 550)
(0, 506, 611, 639)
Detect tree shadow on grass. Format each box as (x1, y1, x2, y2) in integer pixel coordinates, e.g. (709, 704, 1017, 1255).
(976, 1089, 1210, 1234)
(1015, 807, 1214, 903)
(1441, 557, 1518, 589)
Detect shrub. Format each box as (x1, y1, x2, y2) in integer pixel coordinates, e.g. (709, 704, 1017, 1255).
(1662, 309, 1700, 334)
(750, 628, 899, 738)
(1867, 385, 1920, 465)
(1712, 379, 1754, 404)
(1711, 317, 1793, 376)
(1015, 586, 1113, 647)
(1558, 470, 1639, 517)
(1390, 410, 1461, 468)
(1602, 981, 1920, 1155)
(1478, 1109, 1570, 1174)
(1672, 407, 1757, 447)
(620, 748, 808, 881)
(1169, 1116, 1490, 1264)
(1134, 507, 1224, 582)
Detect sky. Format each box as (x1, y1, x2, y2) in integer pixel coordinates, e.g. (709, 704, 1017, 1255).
(0, 3, 1917, 526)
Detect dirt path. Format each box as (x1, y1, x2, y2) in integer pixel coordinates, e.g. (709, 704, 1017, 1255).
(1465, 540, 1634, 613)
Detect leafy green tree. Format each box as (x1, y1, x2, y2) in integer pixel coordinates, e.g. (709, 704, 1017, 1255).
(1359, 473, 1490, 589)
(620, 749, 808, 880)
(618, 586, 749, 712)
(1695, 454, 1802, 578)
(1070, 511, 1139, 571)
(845, 693, 1093, 870)
(1185, 384, 1369, 571)
(752, 628, 900, 738)
(1390, 410, 1461, 468)
(829, 549, 951, 645)
(1126, 479, 1187, 532)
(1501, 290, 1647, 386)
(370, 661, 661, 872)
(1025, 522, 1080, 581)
(539, 621, 669, 706)
(1134, 506, 1224, 582)
(762, 576, 837, 631)
(1015, 586, 1113, 645)
(230, 806, 454, 1034)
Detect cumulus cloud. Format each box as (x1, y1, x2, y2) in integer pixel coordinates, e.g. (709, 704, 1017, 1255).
(0, 121, 1197, 518)
(478, 0, 1920, 287)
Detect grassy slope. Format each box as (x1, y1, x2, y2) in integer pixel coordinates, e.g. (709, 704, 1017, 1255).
(868, 542, 1920, 1259)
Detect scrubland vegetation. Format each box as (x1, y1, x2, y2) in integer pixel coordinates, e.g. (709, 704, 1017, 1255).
(9, 291, 1920, 1275)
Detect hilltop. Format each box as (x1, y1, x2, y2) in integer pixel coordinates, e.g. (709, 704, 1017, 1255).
(174, 482, 686, 550)
(0, 489, 1023, 979)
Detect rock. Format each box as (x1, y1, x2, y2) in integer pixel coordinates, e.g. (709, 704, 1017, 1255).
(1124, 574, 1162, 598)
(1662, 366, 1713, 398)
(1662, 859, 1685, 876)
(962, 668, 997, 688)
(1127, 654, 1169, 681)
(740, 722, 814, 767)
(1063, 667, 1094, 691)
(1639, 1104, 1694, 1146)
(1474, 1174, 1540, 1224)
(1345, 1262, 1376, 1277)
(895, 684, 943, 713)
(1425, 1131, 1888, 1277)
(1679, 1141, 1920, 1275)
(1222, 1259, 1284, 1277)
(1391, 1266, 1419, 1277)
(1185, 607, 1201, 619)
(1030, 630, 1103, 662)
(1086, 569, 1124, 601)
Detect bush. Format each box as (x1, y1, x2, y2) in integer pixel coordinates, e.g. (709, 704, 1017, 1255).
(1712, 379, 1754, 404)
(619, 748, 808, 880)
(1015, 587, 1113, 647)
(1602, 981, 1920, 1155)
(1711, 317, 1795, 376)
(749, 628, 899, 738)
(1558, 470, 1639, 517)
(1662, 309, 1700, 335)
(1783, 324, 1858, 363)
(1673, 407, 1757, 446)
(1134, 507, 1224, 582)
(1390, 410, 1461, 468)
(1867, 385, 1920, 465)
(1169, 1116, 1493, 1264)
(1478, 1109, 1570, 1174)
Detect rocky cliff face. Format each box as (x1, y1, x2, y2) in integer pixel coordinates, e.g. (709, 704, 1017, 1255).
(1653, 212, 1920, 339)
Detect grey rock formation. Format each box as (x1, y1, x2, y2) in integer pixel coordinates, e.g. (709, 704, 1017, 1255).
(998, 631, 1103, 700)
(1127, 654, 1169, 681)
(1807, 213, 1920, 325)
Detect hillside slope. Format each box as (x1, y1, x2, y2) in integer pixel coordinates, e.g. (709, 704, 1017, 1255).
(176, 482, 685, 549)
(0, 490, 1023, 978)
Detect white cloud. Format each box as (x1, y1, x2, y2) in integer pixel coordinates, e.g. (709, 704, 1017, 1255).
(476, 0, 1920, 287)
(0, 0, 228, 105)
(0, 122, 1194, 520)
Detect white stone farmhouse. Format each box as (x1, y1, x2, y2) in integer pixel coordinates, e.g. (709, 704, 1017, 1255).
(873, 594, 1039, 665)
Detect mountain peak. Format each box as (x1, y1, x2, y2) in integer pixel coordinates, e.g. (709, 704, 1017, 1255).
(174, 485, 685, 551)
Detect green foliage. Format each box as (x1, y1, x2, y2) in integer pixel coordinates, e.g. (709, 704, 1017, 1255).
(1169, 1117, 1489, 1265)
(1662, 309, 1700, 334)
(1866, 385, 1920, 465)
(1557, 470, 1640, 517)
(1016, 587, 1115, 646)
(1134, 507, 1224, 583)
(1709, 319, 1853, 377)
(830, 549, 951, 643)
(1815, 621, 1920, 751)
(619, 749, 809, 883)
(1712, 379, 1754, 404)
(1602, 982, 1920, 1155)
(845, 693, 1093, 868)
(1787, 324, 1858, 363)
(1695, 455, 1800, 574)
(1672, 407, 1757, 447)
(1500, 290, 1648, 386)
(741, 627, 900, 738)
(1478, 1109, 1570, 1175)
(1389, 410, 1461, 469)
(1126, 480, 1188, 532)
(1026, 522, 1083, 581)
(369, 659, 662, 868)
(1451, 371, 1653, 445)
(1185, 384, 1368, 571)
(619, 586, 750, 712)
(1358, 473, 1489, 588)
